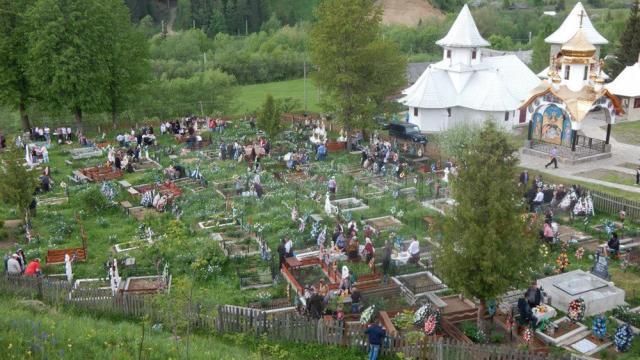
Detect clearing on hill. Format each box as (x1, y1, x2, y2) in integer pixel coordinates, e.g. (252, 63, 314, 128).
(376, 0, 444, 26)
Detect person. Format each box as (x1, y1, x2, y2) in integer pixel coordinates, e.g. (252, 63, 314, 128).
(543, 221, 554, 243)
(545, 146, 558, 169)
(318, 279, 329, 297)
(364, 321, 386, 360)
(339, 266, 351, 293)
(636, 165, 640, 186)
(517, 297, 537, 326)
(7, 254, 21, 275)
(350, 287, 362, 313)
(531, 188, 544, 213)
(363, 237, 375, 264)
(524, 282, 542, 309)
(277, 238, 287, 268)
(608, 232, 620, 257)
(407, 237, 420, 264)
(316, 143, 327, 161)
(41, 146, 49, 163)
(16, 249, 26, 272)
(24, 258, 42, 276)
(381, 241, 392, 284)
(347, 237, 359, 260)
(327, 176, 337, 195)
(335, 232, 346, 252)
(284, 237, 294, 258)
(219, 140, 227, 160)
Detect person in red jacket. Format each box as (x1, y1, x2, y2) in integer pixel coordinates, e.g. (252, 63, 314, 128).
(24, 258, 42, 277)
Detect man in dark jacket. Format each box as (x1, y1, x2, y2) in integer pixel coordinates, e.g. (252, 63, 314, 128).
(364, 322, 386, 360)
(608, 232, 620, 257)
(524, 282, 542, 309)
(277, 239, 286, 269)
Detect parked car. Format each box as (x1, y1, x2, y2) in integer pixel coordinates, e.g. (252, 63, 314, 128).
(387, 123, 427, 144)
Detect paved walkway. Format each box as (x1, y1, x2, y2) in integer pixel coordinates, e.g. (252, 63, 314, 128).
(519, 115, 640, 194)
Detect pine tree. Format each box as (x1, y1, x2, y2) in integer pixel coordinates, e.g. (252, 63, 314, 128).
(434, 122, 538, 332)
(0, 0, 36, 132)
(258, 94, 283, 138)
(615, 0, 640, 74)
(531, 33, 551, 73)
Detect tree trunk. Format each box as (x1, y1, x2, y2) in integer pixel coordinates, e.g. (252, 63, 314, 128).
(112, 109, 118, 130)
(477, 299, 487, 334)
(19, 101, 31, 133)
(74, 107, 83, 133)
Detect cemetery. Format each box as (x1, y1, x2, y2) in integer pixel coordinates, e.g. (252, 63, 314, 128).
(2, 1, 640, 358)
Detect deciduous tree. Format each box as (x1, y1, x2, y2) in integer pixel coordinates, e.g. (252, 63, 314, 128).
(309, 0, 406, 134)
(434, 122, 538, 332)
(0, 0, 36, 132)
(0, 150, 38, 220)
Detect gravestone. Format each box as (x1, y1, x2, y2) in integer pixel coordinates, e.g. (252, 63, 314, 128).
(591, 252, 610, 280)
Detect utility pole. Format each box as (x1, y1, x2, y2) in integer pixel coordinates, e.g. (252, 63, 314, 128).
(303, 58, 307, 113)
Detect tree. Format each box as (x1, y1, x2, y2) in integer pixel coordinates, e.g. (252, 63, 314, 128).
(258, 94, 284, 138)
(434, 122, 538, 332)
(555, 0, 566, 11)
(0, 0, 36, 132)
(310, 0, 406, 134)
(103, 0, 150, 127)
(0, 150, 38, 221)
(261, 13, 282, 34)
(208, 9, 227, 37)
(615, 0, 640, 75)
(26, 0, 112, 131)
(531, 33, 550, 73)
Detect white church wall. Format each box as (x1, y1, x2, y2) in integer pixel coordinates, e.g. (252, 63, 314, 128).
(451, 108, 514, 131)
(410, 108, 449, 132)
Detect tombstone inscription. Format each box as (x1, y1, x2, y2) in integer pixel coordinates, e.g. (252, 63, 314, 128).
(591, 252, 610, 280)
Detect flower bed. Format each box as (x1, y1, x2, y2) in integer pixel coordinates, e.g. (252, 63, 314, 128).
(535, 317, 588, 346)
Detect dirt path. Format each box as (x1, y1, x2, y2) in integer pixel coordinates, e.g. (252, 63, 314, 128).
(376, 0, 444, 27)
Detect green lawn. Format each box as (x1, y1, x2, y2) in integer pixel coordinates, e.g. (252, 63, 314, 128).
(231, 78, 321, 115)
(608, 120, 640, 146)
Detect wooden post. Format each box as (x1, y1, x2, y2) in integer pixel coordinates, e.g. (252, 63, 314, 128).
(571, 130, 577, 152)
(605, 124, 612, 144)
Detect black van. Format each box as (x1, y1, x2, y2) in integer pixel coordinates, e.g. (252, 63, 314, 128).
(388, 123, 427, 144)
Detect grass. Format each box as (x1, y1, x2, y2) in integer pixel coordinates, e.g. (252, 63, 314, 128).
(231, 78, 321, 115)
(606, 120, 640, 146)
(575, 169, 638, 187)
(0, 296, 372, 360)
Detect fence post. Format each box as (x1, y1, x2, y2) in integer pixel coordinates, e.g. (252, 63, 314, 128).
(37, 277, 44, 300)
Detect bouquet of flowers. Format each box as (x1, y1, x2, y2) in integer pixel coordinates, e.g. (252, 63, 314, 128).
(539, 244, 550, 258)
(522, 327, 533, 344)
(360, 305, 376, 325)
(614, 323, 634, 352)
(568, 298, 586, 323)
(256, 291, 272, 306)
(575, 247, 585, 260)
(423, 314, 437, 335)
(556, 252, 569, 273)
(592, 315, 607, 340)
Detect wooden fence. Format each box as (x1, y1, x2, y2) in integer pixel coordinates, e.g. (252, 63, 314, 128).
(1, 275, 576, 359)
(590, 189, 640, 222)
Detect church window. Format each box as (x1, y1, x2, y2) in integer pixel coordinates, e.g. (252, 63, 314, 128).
(564, 65, 570, 80)
(634, 98, 640, 108)
(472, 50, 477, 59)
(446, 50, 451, 59)
(504, 112, 509, 121)
(413, 107, 419, 116)
(447, 108, 451, 117)
(583, 66, 588, 80)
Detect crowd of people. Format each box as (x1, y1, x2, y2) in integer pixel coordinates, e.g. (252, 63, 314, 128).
(3, 250, 42, 277)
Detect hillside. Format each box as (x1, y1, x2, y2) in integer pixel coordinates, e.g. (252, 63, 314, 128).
(376, 0, 444, 26)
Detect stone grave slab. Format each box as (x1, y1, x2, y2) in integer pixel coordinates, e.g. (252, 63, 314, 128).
(309, 214, 323, 223)
(118, 180, 132, 188)
(330, 197, 369, 212)
(364, 215, 403, 232)
(570, 338, 597, 354)
(538, 270, 625, 316)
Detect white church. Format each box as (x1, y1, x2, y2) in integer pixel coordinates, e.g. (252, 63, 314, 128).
(399, 4, 541, 133)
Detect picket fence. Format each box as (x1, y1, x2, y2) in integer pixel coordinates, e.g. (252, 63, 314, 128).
(590, 189, 640, 222)
(0, 275, 579, 359)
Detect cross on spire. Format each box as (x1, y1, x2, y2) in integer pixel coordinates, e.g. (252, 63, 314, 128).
(578, 10, 586, 28)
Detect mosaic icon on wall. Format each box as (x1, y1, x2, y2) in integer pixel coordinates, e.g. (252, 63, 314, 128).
(531, 104, 571, 146)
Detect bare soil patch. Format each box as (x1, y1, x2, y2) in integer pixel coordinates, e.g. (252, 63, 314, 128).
(376, 0, 443, 26)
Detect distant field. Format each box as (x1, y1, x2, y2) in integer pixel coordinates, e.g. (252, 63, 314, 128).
(607, 120, 640, 146)
(231, 78, 322, 115)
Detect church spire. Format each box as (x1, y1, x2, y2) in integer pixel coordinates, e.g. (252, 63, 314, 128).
(436, 4, 489, 48)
